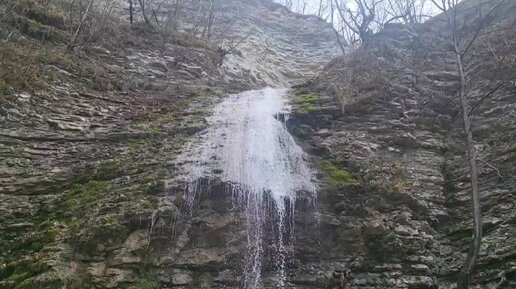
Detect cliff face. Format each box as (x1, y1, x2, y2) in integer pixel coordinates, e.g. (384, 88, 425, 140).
(287, 3, 516, 288)
(1, 0, 515, 288)
(218, 0, 340, 88)
(0, 1, 338, 288)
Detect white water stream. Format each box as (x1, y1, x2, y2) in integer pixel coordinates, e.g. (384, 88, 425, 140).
(184, 87, 317, 288)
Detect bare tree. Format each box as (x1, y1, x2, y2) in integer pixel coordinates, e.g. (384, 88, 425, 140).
(334, 0, 386, 43)
(67, 0, 94, 51)
(328, 0, 348, 52)
(332, 0, 431, 45)
(279, 0, 310, 13)
(284, 0, 293, 10)
(128, 0, 134, 24)
(159, 0, 184, 49)
(217, 30, 253, 66)
(386, 0, 429, 24)
(429, 0, 507, 288)
(171, 0, 182, 31)
(318, 0, 326, 17)
(137, 0, 152, 24)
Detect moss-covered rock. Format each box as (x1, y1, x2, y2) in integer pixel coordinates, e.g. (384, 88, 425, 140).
(320, 160, 357, 185)
(295, 92, 322, 112)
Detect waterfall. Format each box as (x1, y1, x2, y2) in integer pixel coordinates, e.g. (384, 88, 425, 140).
(183, 87, 317, 288)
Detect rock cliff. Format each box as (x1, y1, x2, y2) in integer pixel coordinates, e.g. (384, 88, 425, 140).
(0, 0, 338, 288)
(0, 0, 515, 288)
(287, 3, 516, 288)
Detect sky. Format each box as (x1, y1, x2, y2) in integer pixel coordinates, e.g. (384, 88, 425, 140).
(272, 0, 440, 44)
(273, 0, 440, 23)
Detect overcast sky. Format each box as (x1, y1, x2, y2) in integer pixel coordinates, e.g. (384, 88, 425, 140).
(273, 0, 439, 22)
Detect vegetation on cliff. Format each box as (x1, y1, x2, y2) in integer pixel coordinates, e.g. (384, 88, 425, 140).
(1, 0, 515, 288)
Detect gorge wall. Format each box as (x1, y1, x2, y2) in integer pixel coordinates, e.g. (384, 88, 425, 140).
(286, 3, 516, 288)
(1, 0, 515, 289)
(0, 0, 338, 288)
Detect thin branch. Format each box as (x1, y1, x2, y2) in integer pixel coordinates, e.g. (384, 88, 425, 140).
(468, 82, 505, 116)
(477, 158, 502, 178)
(461, 0, 507, 58)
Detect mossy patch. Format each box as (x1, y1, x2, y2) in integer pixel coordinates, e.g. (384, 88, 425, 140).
(301, 103, 321, 112)
(0, 260, 53, 287)
(122, 277, 159, 289)
(296, 92, 318, 103)
(481, 236, 508, 251)
(95, 161, 125, 181)
(393, 180, 406, 192)
(0, 79, 9, 95)
(128, 139, 151, 154)
(295, 92, 322, 112)
(320, 161, 356, 185)
(146, 180, 166, 195)
(65, 180, 111, 214)
(147, 112, 178, 135)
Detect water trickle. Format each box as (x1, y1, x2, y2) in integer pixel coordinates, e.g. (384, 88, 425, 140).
(184, 87, 317, 288)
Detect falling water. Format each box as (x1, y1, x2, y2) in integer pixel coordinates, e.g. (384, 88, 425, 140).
(183, 87, 317, 288)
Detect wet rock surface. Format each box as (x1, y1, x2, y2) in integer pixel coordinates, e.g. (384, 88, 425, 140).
(286, 10, 516, 289)
(1, 0, 515, 288)
(0, 1, 337, 288)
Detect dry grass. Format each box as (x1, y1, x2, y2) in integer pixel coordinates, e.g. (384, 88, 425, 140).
(0, 41, 74, 91)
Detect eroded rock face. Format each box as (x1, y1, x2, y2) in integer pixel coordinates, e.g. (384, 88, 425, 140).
(2, 0, 515, 288)
(219, 0, 341, 88)
(0, 1, 338, 288)
(285, 10, 516, 289)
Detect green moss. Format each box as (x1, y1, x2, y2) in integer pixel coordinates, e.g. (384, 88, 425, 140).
(17, 273, 63, 289)
(296, 92, 318, 103)
(393, 180, 406, 192)
(481, 236, 507, 251)
(128, 139, 150, 154)
(0, 221, 62, 263)
(0, 79, 8, 95)
(147, 111, 180, 134)
(146, 180, 165, 195)
(0, 210, 70, 286)
(66, 180, 110, 214)
(134, 279, 159, 289)
(295, 92, 322, 112)
(95, 161, 124, 181)
(121, 276, 159, 289)
(0, 260, 52, 286)
(14, 264, 91, 289)
(320, 161, 356, 185)
(301, 103, 322, 112)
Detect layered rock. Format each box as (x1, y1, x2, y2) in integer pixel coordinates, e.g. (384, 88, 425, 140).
(0, 1, 338, 288)
(1, 0, 514, 288)
(286, 5, 516, 289)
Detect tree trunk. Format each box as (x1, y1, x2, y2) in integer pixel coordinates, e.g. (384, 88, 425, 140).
(129, 0, 133, 24)
(68, 0, 94, 51)
(453, 29, 482, 289)
(207, 0, 214, 40)
(172, 0, 181, 31)
(330, 0, 346, 54)
(138, 0, 150, 24)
